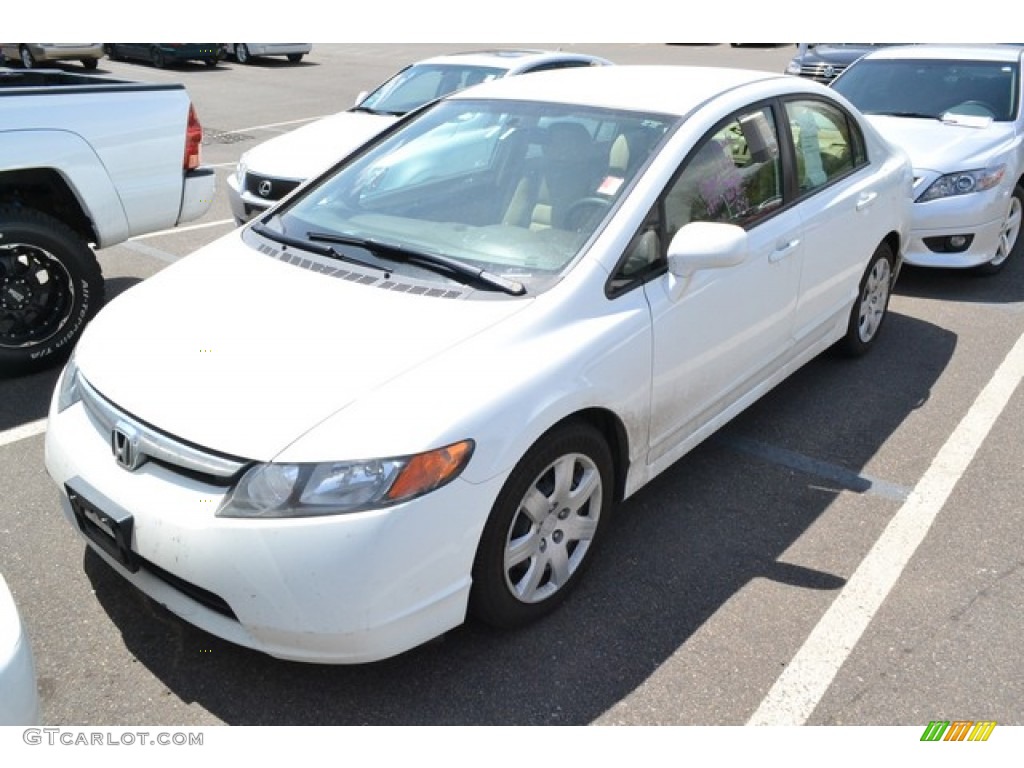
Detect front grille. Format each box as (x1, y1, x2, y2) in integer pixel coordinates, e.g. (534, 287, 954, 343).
(78, 375, 250, 484)
(797, 63, 848, 82)
(244, 173, 302, 203)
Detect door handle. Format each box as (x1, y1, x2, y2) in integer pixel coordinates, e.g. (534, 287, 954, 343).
(856, 191, 879, 211)
(769, 238, 800, 263)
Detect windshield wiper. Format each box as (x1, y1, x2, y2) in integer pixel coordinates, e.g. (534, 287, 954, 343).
(307, 231, 527, 296)
(871, 110, 937, 119)
(251, 222, 389, 274)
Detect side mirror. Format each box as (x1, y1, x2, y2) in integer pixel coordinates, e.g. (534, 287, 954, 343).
(666, 221, 748, 278)
(354, 90, 368, 107)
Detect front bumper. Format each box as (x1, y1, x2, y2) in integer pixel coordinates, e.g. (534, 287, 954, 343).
(44, 387, 503, 664)
(904, 184, 1012, 269)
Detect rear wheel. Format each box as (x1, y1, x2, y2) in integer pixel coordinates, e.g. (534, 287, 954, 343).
(837, 241, 894, 357)
(470, 421, 613, 628)
(0, 207, 104, 377)
(150, 47, 166, 69)
(19, 46, 36, 68)
(234, 44, 250, 64)
(81, 57, 99, 70)
(287, 53, 304, 63)
(976, 184, 1023, 276)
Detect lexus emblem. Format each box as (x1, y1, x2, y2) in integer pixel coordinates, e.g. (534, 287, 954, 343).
(823, 64, 836, 80)
(258, 180, 273, 198)
(111, 422, 144, 471)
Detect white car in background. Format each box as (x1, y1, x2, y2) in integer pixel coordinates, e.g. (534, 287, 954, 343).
(47, 65, 911, 664)
(0, 574, 40, 725)
(831, 44, 1024, 274)
(223, 44, 311, 64)
(226, 48, 612, 224)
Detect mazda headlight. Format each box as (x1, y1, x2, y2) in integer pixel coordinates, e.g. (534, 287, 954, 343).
(56, 353, 81, 413)
(917, 165, 1005, 202)
(218, 440, 474, 518)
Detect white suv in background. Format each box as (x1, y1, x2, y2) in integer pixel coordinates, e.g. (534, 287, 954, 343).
(226, 48, 612, 225)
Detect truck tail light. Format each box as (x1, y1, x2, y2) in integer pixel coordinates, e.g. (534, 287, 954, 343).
(184, 103, 203, 171)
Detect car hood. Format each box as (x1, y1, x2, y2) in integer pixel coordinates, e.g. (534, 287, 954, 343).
(242, 110, 397, 180)
(863, 115, 1016, 173)
(75, 232, 531, 461)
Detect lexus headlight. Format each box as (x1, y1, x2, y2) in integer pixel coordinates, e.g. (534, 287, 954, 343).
(56, 353, 81, 413)
(917, 165, 1005, 202)
(218, 439, 474, 518)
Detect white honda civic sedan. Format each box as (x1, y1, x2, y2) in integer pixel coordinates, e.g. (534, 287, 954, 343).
(831, 44, 1024, 274)
(45, 65, 912, 663)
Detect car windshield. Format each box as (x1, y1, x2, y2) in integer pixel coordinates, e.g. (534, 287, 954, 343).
(832, 58, 1020, 121)
(357, 64, 508, 115)
(270, 98, 673, 294)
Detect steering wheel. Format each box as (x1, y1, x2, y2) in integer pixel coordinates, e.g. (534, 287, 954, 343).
(563, 196, 612, 233)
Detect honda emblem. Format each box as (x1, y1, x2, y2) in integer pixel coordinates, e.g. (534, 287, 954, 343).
(111, 422, 144, 471)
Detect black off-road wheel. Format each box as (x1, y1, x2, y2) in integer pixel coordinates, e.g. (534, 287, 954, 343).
(0, 207, 104, 377)
(470, 421, 613, 629)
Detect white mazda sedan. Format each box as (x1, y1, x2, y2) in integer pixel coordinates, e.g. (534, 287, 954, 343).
(831, 44, 1024, 274)
(45, 66, 912, 663)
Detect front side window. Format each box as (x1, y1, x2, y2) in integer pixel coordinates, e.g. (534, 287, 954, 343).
(664, 105, 783, 236)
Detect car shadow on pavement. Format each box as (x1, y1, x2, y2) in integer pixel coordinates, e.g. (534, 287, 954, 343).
(80, 310, 957, 725)
(893, 249, 1024, 305)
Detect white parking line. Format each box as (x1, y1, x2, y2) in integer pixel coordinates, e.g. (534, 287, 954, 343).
(0, 418, 47, 449)
(748, 329, 1024, 726)
(128, 219, 234, 240)
(222, 116, 326, 135)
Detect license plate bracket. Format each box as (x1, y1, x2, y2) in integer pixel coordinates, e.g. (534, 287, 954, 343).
(66, 483, 139, 573)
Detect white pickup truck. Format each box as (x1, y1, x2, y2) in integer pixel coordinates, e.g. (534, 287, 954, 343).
(0, 68, 215, 375)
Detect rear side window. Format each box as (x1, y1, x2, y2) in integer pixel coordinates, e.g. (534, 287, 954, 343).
(784, 99, 865, 193)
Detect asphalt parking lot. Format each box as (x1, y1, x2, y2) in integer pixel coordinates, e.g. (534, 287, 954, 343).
(1, 44, 1022, 728)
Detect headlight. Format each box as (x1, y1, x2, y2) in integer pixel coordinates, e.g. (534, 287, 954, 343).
(917, 165, 1005, 203)
(218, 439, 474, 518)
(56, 353, 81, 413)
(785, 60, 801, 75)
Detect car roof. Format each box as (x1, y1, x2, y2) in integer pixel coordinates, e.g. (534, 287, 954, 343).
(858, 44, 1024, 63)
(413, 48, 612, 71)
(446, 64, 805, 115)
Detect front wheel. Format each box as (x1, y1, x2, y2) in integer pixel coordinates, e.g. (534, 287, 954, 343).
(0, 207, 104, 377)
(470, 421, 613, 629)
(19, 46, 36, 68)
(837, 241, 894, 357)
(234, 44, 250, 64)
(287, 53, 304, 63)
(976, 184, 1023, 276)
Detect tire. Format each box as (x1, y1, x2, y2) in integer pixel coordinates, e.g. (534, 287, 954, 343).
(975, 184, 1023, 276)
(0, 206, 104, 377)
(470, 421, 613, 629)
(19, 46, 36, 69)
(150, 47, 166, 69)
(287, 53, 304, 63)
(235, 44, 250, 64)
(837, 241, 894, 357)
(105, 44, 121, 61)
(82, 57, 99, 70)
